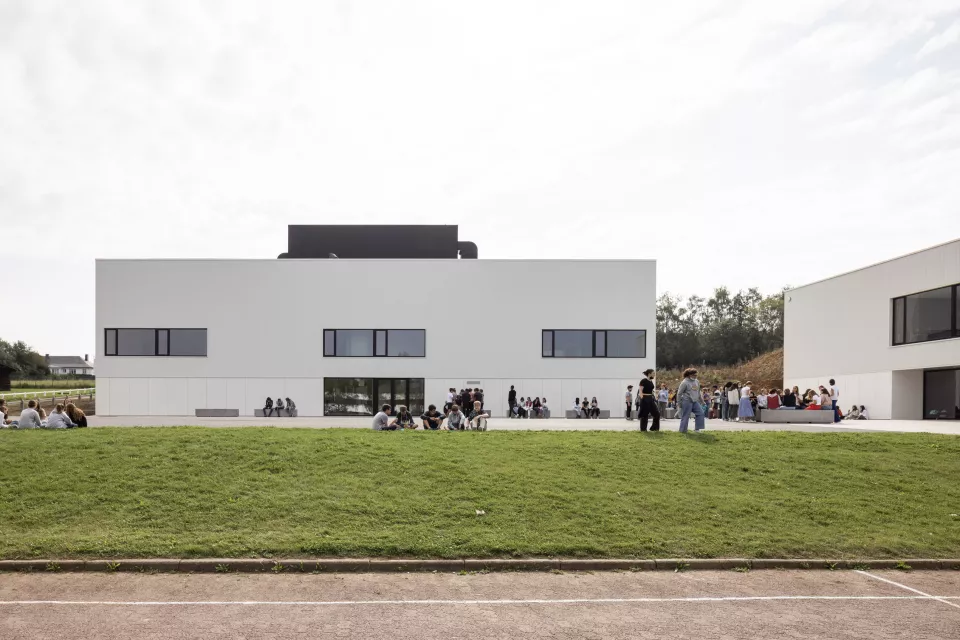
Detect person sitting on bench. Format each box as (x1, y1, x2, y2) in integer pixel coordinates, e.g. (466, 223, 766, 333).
(532, 397, 543, 418)
(468, 400, 489, 431)
(274, 397, 285, 416)
(517, 397, 528, 419)
(421, 404, 444, 430)
(263, 397, 274, 416)
(589, 397, 600, 418)
(284, 397, 296, 416)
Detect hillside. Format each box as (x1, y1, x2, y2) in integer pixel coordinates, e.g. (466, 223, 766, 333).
(658, 348, 783, 391)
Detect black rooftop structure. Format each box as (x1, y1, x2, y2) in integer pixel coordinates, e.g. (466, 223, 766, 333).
(278, 225, 478, 259)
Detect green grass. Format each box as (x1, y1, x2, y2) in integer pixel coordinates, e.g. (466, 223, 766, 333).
(9, 380, 95, 391)
(1, 428, 959, 560)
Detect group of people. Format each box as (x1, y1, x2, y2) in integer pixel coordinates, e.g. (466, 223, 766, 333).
(372, 400, 490, 431)
(571, 397, 601, 419)
(261, 397, 297, 417)
(1, 398, 88, 429)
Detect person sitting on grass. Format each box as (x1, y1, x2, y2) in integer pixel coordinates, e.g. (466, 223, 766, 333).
(858, 405, 869, 420)
(421, 404, 444, 430)
(468, 400, 489, 431)
(446, 404, 466, 431)
(394, 405, 416, 429)
(0, 399, 9, 426)
(263, 397, 275, 417)
(372, 404, 396, 430)
(46, 403, 77, 429)
(14, 399, 42, 429)
(846, 405, 860, 420)
(65, 402, 87, 428)
(285, 397, 296, 416)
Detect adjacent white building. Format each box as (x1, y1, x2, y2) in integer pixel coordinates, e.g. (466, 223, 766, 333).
(784, 238, 960, 420)
(95, 227, 656, 417)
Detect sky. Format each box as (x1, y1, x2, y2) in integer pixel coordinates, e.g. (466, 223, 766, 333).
(2, 0, 960, 359)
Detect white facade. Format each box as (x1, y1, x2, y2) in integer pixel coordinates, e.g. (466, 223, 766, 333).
(95, 259, 656, 417)
(784, 239, 960, 419)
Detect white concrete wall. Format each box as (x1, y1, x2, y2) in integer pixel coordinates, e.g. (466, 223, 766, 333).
(96, 259, 656, 416)
(784, 239, 960, 418)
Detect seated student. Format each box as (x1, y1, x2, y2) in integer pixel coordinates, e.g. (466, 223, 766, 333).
(541, 398, 550, 419)
(468, 400, 489, 431)
(421, 404, 444, 430)
(372, 404, 396, 430)
(590, 397, 600, 418)
(445, 404, 466, 431)
(46, 404, 77, 429)
(847, 405, 861, 420)
(263, 397, 275, 417)
(15, 399, 43, 429)
(572, 397, 581, 418)
(274, 397, 285, 416)
(858, 405, 869, 420)
(517, 397, 528, 419)
(65, 402, 87, 428)
(780, 388, 796, 409)
(0, 400, 9, 426)
(581, 398, 590, 418)
(284, 397, 297, 416)
(532, 397, 543, 418)
(393, 405, 416, 429)
(767, 389, 781, 410)
(35, 401, 47, 420)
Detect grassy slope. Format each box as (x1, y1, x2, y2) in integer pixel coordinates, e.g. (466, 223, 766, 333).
(1, 428, 958, 560)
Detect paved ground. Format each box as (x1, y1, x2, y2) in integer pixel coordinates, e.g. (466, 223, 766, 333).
(87, 415, 960, 435)
(1, 570, 957, 639)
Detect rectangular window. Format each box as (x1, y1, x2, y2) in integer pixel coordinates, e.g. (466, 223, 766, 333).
(324, 330, 425, 357)
(606, 330, 646, 358)
(104, 329, 207, 356)
(324, 378, 425, 416)
(105, 329, 118, 356)
(892, 283, 958, 346)
(543, 329, 647, 358)
(924, 368, 960, 420)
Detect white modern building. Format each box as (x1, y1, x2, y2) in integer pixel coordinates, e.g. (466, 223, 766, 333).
(95, 226, 656, 417)
(784, 238, 960, 420)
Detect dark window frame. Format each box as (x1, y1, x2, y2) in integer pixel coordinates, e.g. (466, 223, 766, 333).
(323, 329, 426, 358)
(541, 329, 647, 358)
(892, 283, 959, 346)
(323, 377, 426, 416)
(103, 328, 208, 357)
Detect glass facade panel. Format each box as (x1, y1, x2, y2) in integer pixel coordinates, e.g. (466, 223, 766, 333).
(169, 329, 207, 356)
(105, 329, 117, 356)
(606, 330, 646, 358)
(375, 330, 387, 356)
(116, 329, 157, 356)
(542, 331, 553, 357)
(387, 330, 425, 357)
(158, 330, 169, 356)
(905, 287, 953, 343)
(893, 298, 905, 345)
(595, 331, 606, 357)
(553, 330, 594, 357)
(408, 379, 425, 415)
(323, 378, 374, 416)
(323, 330, 335, 356)
(337, 330, 374, 356)
(924, 368, 960, 420)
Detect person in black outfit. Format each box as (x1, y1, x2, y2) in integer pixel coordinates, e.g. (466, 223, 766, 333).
(475, 388, 484, 409)
(460, 388, 471, 412)
(263, 397, 274, 417)
(637, 369, 660, 431)
(508, 385, 517, 418)
(421, 404, 444, 430)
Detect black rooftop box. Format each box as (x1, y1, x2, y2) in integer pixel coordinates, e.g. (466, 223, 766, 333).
(278, 225, 477, 259)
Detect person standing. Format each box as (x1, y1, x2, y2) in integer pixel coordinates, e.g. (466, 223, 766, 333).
(637, 369, 660, 431)
(507, 385, 517, 417)
(725, 382, 739, 421)
(677, 368, 706, 433)
(624, 385, 634, 420)
(829, 378, 840, 423)
(738, 381, 755, 422)
(657, 383, 669, 416)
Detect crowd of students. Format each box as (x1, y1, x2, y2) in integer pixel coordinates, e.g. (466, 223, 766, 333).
(372, 399, 490, 431)
(261, 397, 297, 416)
(1, 398, 88, 429)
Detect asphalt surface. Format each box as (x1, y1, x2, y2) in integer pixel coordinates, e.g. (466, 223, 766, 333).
(1, 570, 958, 639)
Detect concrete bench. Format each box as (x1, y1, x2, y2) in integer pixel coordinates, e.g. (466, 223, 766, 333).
(760, 409, 834, 424)
(195, 409, 239, 417)
(565, 410, 611, 419)
(254, 408, 298, 417)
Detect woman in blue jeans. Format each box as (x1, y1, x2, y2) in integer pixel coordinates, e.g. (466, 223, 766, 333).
(677, 367, 706, 433)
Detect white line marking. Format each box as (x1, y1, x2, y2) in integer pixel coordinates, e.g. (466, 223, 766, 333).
(855, 570, 960, 610)
(0, 595, 955, 607)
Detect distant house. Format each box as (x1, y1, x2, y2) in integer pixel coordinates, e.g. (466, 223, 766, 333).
(45, 354, 95, 376)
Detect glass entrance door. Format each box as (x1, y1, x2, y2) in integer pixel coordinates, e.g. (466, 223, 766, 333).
(924, 368, 960, 420)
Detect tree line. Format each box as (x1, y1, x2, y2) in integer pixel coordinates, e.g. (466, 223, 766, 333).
(656, 287, 785, 369)
(0, 339, 48, 379)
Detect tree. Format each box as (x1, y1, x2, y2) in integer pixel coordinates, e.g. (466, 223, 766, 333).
(656, 288, 785, 368)
(0, 339, 49, 382)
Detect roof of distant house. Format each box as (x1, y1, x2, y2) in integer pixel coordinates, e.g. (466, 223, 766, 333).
(47, 356, 93, 368)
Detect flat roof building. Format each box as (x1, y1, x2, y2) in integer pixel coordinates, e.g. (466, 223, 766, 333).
(95, 225, 656, 417)
(784, 238, 960, 420)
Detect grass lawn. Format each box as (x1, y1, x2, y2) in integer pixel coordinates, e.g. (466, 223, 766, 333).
(1, 428, 959, 560)
(8, 380, 95, 391)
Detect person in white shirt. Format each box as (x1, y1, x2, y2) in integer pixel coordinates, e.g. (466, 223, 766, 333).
(45, 404, 77, 429)
(828, 378, 840, 423)
(859, 405, 869, 420)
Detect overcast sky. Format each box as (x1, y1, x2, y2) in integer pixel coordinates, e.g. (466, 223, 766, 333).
(2, 0, 960, 358)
